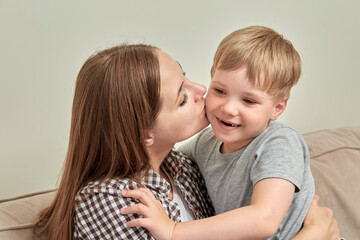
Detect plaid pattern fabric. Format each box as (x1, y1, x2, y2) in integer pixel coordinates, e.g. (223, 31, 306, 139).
(73, 150, 215, 239)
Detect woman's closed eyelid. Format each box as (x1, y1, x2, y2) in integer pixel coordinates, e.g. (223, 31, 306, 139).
(179, 92, 188, 107)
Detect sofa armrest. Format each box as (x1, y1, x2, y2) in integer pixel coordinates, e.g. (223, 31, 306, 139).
(0, 190, 56, 240)
(304, 126, 360, 240)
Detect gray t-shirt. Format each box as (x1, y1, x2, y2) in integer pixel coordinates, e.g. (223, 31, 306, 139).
(178, 121, 315, 240)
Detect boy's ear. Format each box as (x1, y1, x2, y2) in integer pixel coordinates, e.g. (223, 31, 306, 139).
(270, 98, 288, 120)
(144, 131, 155, 147)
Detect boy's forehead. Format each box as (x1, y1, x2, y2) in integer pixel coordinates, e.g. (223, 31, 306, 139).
(212, 66, 248, 80)
(212, 67, 270, 92)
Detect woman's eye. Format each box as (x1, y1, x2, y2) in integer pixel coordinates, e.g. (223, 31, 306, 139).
(243, 98, 255, 104)
(180, 93, 188, 107)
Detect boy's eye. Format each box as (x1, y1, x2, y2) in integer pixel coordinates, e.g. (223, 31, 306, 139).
(179, 93, 188, 107)
(214, 88, 225, 94)
(243, 98, 255, 104)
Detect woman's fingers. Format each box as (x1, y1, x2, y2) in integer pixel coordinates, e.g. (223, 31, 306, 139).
(313, 193, 320, 202)
(304, 194, 341, 240)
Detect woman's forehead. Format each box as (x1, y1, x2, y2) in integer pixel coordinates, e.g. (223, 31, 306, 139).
(157, 51, 184, 103)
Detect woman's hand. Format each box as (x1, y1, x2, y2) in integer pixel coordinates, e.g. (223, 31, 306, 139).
(121, 188, 176, 240)
(293, 194, 341, 240)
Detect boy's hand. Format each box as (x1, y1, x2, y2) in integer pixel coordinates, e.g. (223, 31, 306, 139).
(121, 188, 176, 240)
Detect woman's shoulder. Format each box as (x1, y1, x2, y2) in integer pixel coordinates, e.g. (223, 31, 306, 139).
(74, 177, 153, 239)
(74, 177, 140, 207)
(166, 150, 199, 172)
(79, 178, 136, 195)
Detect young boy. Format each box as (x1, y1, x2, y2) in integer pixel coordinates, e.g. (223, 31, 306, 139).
(123, 26, 315, 240)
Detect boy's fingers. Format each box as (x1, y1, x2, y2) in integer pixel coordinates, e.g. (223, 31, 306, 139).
(122, 188, 157, 206)
(126, 218, 149, 228)
(122, 188, 156, 198)
(121, 203, 149, 216)
(139, 188, 158, 200)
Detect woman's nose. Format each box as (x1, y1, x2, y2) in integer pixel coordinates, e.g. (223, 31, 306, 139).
(193, 82, 207, 102)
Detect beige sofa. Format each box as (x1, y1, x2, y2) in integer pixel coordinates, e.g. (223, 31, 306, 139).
(1, 126, 359, 240)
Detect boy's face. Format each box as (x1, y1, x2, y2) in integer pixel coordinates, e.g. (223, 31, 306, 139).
(205, 66, 286, 153)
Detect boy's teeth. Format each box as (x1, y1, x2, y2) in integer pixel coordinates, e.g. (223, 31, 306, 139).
(221, 120, 238, 127)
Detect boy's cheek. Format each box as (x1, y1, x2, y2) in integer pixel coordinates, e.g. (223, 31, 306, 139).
(205, 94, 218, 108)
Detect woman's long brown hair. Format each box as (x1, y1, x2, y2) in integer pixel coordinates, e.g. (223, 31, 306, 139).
(33, 44, 161, 239)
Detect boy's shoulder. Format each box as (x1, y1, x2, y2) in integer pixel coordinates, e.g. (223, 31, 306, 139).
(196, 126, 219, 144)
(199, 125, 215, 135)
(265, 121, 302, 136)
(202, 126, 218, 137)
(185, 126, 217, 145)
(256, 121, 306, 147)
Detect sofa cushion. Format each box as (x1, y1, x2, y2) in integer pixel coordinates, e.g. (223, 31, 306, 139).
(304, 126, 360, 240)
(0, 190, 56, 240)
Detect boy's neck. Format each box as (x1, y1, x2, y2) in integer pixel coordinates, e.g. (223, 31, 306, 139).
(220, 139, 252, 154)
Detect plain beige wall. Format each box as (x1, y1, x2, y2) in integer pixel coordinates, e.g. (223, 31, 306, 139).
(1, 0, 359, 199)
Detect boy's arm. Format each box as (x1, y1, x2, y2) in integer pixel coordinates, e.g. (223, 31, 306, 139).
(172, 178, 294, 240)
(122, 178, 295, 240)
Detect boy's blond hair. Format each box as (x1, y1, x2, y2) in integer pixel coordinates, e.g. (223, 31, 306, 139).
(211, 26, 301, 102)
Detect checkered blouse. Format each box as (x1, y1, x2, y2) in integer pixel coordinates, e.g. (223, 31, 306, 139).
(73, 150, 215, 239)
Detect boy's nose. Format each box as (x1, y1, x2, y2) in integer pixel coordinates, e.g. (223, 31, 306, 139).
(221, 100, 240, 116)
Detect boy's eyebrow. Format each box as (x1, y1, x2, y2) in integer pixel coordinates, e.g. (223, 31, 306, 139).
(245, 91, 264, 99)
(212, 79, 265, 99)
(211, 79, 225, 86)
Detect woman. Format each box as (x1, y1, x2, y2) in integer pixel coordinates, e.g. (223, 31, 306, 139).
(33, 44, 339, 239)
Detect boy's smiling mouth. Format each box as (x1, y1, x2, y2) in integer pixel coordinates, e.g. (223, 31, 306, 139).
(216, 117, 241, 127)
